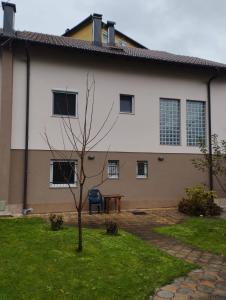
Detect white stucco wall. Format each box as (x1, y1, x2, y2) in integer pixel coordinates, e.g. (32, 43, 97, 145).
(211, 79, 226, 140)
(10, 48, 226, 153)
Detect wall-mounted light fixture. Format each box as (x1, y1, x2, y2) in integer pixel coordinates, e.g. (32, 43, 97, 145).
(88, 155, 95, 160)
(158, 156, 164, 162)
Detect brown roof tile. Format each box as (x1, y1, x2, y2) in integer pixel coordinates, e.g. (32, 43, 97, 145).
(2, 30, 226, 70)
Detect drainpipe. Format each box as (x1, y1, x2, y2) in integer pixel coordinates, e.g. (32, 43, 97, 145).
(207, 72, 218, 191)
(22, 44, 30, 214)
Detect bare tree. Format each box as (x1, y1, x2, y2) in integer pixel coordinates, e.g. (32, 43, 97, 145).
(44, 74, 117, 252)
(193, 134, 226, 194)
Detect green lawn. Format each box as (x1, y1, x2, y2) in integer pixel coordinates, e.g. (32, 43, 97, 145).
(0, 218, 194, 300)
(155, 217, 226, 256)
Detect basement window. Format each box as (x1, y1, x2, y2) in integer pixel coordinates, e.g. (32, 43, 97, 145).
(50, 160, 77, 188)
(120, 94, 134, 114)
(52, 91, 77, 117)
(108, 160, 119, 179)
(136, 161, 148, 179)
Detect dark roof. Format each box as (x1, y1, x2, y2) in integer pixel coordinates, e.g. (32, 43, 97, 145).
(1, 30, 226, 71)
(62, 14, 147, 49)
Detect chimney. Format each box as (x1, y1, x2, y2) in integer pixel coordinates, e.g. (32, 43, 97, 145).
(92, 13, 102, 46)
(2, 2, 16, 35)
(107, 21, 116, 46)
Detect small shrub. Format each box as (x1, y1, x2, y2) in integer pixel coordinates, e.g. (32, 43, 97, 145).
(49, 214, 64, 231)
(178, 185, 222, 216)
(105, 220, 118, 235)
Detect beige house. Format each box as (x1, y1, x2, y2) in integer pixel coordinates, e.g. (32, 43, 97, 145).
(1, 2, 226, 214)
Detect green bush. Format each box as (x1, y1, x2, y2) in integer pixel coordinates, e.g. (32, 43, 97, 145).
(178, 185, 222, 216)
(49, 214, 64, 231)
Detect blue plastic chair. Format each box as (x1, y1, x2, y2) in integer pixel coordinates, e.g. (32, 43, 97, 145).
(88, 189, 104, 215)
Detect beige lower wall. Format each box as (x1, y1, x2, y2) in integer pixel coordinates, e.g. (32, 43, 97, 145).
(9, 149, 210, 213)
(0, 48, 14, 205)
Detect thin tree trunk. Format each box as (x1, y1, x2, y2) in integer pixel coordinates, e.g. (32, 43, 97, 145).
(77, 208, 83, 252)
(77, 182, 84, 252)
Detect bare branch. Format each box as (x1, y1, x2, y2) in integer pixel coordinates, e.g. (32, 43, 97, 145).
(87, 116, 118, 152)
(87, 100, 115, 145)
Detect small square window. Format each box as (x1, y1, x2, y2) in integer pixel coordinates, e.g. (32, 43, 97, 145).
(120, 94, 134, 114)
(107, 160, 119, 179)
(53, 91, 77, 117)
(50, 160, 77, 188)
(119, 40, 127, 47)
(136, 161, 148, 178)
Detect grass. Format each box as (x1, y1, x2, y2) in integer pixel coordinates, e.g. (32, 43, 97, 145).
(0, 218, 195, 300)
(155, 217, 226, 256)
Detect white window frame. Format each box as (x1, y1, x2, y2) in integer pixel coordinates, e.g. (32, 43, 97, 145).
(107, 160, 119, 179)
(136, 161, 148, 179)
(52, 90, 78, 118)
(119, 94, 135, 115)
(50, 160, 77, 188)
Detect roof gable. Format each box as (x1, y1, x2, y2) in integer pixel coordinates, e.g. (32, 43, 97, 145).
(63, 15, 146, 49)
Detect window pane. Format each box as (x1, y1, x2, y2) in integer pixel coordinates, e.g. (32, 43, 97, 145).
(137, 161, 148, 178)
(52, 161, 75, 184)
(187, 100, 206, 146)
(160, 99, 180, 145)
(53, 92, 76, 116)
(120, 94, 133, 113)
(108, 160, 119, 178)
(102, 31, 108, 43)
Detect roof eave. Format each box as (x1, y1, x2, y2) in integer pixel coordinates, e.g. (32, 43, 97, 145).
(4, 35, 226, 74)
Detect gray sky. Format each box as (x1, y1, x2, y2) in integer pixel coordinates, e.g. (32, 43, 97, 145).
(2, 0, 226, 63)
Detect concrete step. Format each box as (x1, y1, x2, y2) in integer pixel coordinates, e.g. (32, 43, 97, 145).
(0, 210, 13, 217)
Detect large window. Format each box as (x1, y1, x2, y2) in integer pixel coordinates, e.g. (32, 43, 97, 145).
(50, 160, 77, 187)
(52, 91, 77, 117)
(136, 161, 148, 179)
(107, 160, 119, 179)
(160, 98, 180, 145)
(187, 100, 206, 146)
(120, 94, 134, 114)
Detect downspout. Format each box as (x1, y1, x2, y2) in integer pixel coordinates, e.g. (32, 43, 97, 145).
(22, 44, 30, 214)
(207, 71, 218, 190)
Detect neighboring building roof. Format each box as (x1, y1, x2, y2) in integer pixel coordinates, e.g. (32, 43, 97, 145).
(1, 30, 226, 71)
(62, 14, 147, 49)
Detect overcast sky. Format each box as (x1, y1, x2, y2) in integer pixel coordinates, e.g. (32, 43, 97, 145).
(2, 0, 226, 63)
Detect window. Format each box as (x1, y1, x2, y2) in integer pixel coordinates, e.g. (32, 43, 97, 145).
(120, 94, 134, 114)
(102, 31, 108, 44)
(50, 160, 77, 187)
(136, 161, 148, 178)
(187, 100, 206, 146)
(53, 91, 77, 117)
(107, 160, 119, 179)
(119, 40, 127, 47)
(160, 98, 180, 145)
